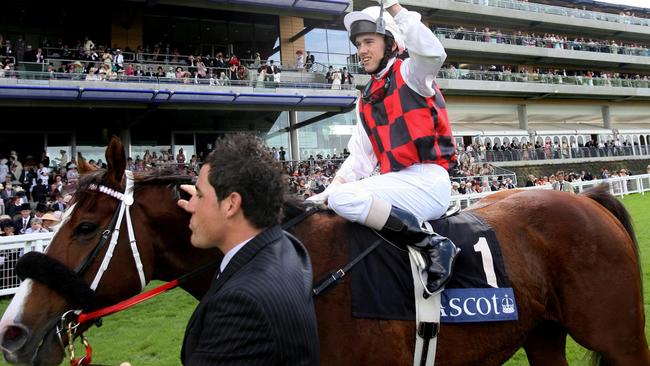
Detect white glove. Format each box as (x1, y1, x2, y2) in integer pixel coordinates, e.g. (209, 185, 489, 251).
(376, 0, 399, 9)
(306, 189, 331, 205)
(306, 176, 345, 205)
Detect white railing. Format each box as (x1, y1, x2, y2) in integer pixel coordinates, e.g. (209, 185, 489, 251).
(450, 173, 650, 210)
(0, 232, 52, 296)
(0, 173, 648, 296)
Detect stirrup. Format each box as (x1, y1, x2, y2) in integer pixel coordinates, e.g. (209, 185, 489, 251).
(407, 247, 438, 297)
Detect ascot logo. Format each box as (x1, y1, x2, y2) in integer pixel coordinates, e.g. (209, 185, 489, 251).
(440, 287, 518, 323)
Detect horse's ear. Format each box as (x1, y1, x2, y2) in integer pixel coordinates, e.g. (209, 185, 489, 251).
(105, 136, 127, 186)
(76, 153, 97, 174)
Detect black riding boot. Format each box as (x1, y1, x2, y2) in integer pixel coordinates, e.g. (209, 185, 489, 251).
(378, 206, 459, 294)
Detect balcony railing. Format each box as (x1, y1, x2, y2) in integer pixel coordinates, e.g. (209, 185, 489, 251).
(458, 145, 650, 164)
(437, 69, 650, 88)
(0, 70, 355, 90)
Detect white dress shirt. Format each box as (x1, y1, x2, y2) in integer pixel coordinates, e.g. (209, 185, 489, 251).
(220, 236, 255, 274)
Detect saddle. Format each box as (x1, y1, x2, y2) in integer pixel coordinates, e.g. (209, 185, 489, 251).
(346, 209, 518, 323)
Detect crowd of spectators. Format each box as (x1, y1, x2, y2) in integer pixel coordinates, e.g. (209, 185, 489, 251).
(0, 33, 291, 85)
(0, 151, 72, 236)
(455, 137, 641, 165)
(2, 143, 647, 237)
(0, 147, 200, 237)
(434, 25, 650, 56)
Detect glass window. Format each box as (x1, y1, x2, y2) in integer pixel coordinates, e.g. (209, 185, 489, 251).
(201, 20, 227, 43)
(173, 133, 196, 163)
(307, 49, 330, 65)
(295, 110, 357, 159)
(46, 133, 71, 169)
(173, 19, 201, 44)
(76, 129, 107, 164)
(305, 28, 327, 53)
(328, 53, 352, 69)
(327, 29, 350, 54)
(229, 22, 254, 42)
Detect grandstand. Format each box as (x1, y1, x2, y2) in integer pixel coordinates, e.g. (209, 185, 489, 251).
(0, 0, 649, 184)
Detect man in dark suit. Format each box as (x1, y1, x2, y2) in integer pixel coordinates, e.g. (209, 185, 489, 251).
(177, 133, 319, 366)
(13, 203, 32, 234)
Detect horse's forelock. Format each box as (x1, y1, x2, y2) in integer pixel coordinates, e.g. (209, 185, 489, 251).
(71, 170, 112, 206)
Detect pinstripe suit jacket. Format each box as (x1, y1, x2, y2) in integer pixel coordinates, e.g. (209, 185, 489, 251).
(181, 225, 319, 365)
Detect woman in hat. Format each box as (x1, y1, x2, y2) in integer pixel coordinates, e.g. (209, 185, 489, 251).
(40, 213, 60, 232)
(295, 49, 304, 70)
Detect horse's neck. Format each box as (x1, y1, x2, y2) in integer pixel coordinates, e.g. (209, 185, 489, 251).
(292, 213, 350, 276)
(154, 244, 221, 300)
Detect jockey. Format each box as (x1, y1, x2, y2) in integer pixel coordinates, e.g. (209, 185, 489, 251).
(308, 0, 459, 294)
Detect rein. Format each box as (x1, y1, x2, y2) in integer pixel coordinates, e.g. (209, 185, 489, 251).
(51, 196, 382, 365)
(281, 204, 384, 297)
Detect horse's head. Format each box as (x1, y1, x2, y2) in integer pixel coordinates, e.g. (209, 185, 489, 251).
(0, 137, 206, 365)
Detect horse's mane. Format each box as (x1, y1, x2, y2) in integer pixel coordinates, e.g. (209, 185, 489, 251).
(72, 169, 195, 205)
(133, 170, 195, 192)
(283, 194, 308, 225)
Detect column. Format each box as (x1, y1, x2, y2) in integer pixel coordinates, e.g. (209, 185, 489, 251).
(289, 111, 300, 161)
(71, 131, 77, 162)
(602, 105, 612, 130)
(517, 104, 528, 131)
(120, 127, 132, 160)
(279, 16, 306, 68)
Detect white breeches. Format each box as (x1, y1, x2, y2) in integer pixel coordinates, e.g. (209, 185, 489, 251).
(327, 163, 451, 225)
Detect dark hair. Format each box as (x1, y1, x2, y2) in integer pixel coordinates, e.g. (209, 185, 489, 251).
(205, 133, 286, 229)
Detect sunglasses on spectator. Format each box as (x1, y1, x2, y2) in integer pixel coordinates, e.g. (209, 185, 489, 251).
(362, 77, 391, 104)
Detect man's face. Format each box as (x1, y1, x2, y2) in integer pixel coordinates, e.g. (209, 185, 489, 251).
(355, 33, 387, 74)
(21, 210, 30, 218)
(184, 165, 227, 250)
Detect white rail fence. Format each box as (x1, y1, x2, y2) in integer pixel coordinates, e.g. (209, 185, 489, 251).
(0, 233, 52, 296)
(0, 174, 648, 297)
(450, 173, 650, 209)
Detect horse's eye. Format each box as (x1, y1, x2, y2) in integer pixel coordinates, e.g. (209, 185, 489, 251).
(75, 222, 99, 236)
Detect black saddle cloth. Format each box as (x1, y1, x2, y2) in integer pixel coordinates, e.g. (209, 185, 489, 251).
(348, 211, 510, 320)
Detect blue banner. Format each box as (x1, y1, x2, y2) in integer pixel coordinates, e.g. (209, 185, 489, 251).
(440, 288, 518, 323)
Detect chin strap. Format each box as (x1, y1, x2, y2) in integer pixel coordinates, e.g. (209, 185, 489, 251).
(371, 37, 397, 77)
(371, 54, 396, 80)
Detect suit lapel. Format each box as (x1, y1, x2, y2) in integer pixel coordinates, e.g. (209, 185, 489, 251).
(207, 226, 283, 296)
(182, 225, 284, 359)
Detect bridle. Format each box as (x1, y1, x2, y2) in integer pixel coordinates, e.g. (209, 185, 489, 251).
(55, 170, 147, 366)
(73, 170, 146, 291)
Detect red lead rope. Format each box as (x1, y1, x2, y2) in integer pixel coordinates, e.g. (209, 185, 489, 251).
(77, 279, 179, 325)
(76, 260, 219, 325)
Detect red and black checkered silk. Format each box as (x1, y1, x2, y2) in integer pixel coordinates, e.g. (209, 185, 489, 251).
(359, 59, 457, 174)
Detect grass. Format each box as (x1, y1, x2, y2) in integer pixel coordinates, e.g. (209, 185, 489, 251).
(0, 193, 649, 365)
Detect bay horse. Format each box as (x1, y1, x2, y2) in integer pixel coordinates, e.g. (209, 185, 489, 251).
(1, 137, 648, 366)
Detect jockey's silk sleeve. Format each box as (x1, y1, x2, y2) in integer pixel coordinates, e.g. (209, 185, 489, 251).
(394, 7, 447, 98)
